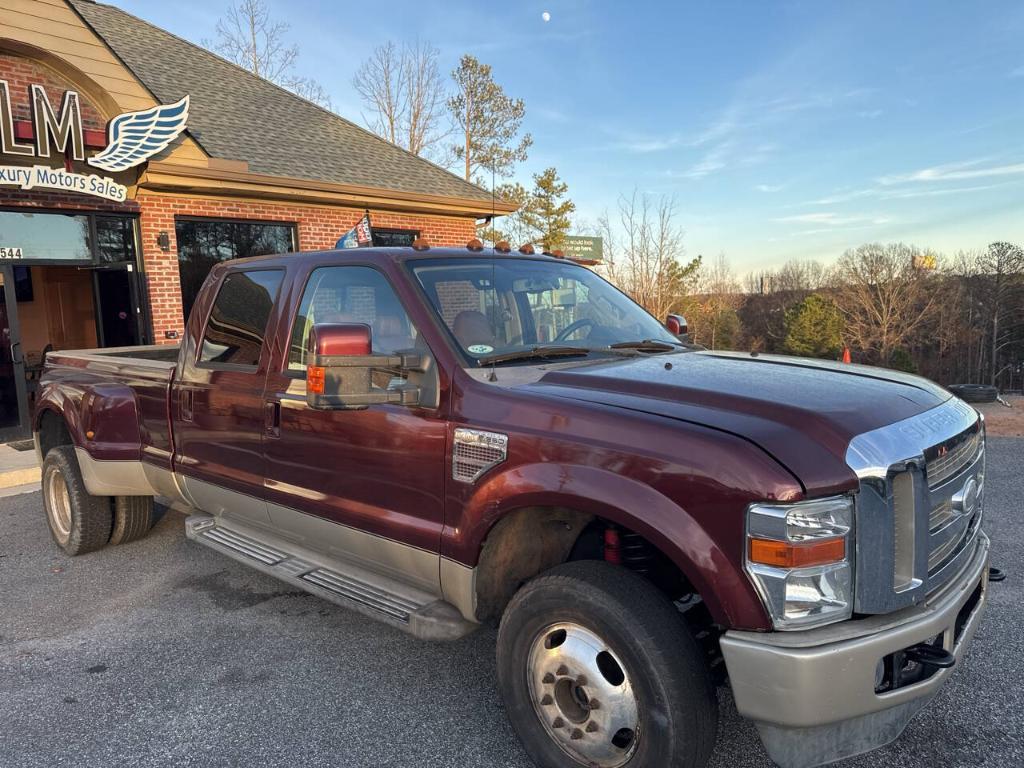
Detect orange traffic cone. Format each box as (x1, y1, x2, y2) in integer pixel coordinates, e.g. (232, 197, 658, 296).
(841, 347, 851, 364)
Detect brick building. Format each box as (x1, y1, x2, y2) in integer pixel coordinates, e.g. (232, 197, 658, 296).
(0, 0, 512, 439)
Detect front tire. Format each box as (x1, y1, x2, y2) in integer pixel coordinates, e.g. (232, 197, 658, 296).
(497, 560, 717, 768)
(42, 446, 112, 556)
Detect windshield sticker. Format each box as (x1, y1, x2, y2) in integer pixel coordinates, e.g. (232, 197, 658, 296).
(467, 344, 494, 354)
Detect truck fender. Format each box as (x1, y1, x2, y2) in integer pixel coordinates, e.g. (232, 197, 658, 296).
(447, 462, 766, 630)
(40, 382, 145, 462)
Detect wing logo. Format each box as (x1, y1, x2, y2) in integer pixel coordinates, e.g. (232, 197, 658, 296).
(87, 96, 189, 173)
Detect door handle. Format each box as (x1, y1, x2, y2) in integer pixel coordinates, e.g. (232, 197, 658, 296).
(264, 400, 281, 438)
(9, 341, 22, 365)
(180, 389, 194, 422)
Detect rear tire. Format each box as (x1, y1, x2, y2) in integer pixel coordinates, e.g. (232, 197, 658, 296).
(41, 446, 112, 556)
(497, 560, 717, 768)
(108, 496, 154, 545)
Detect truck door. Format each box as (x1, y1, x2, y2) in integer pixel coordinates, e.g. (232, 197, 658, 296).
(173, 267, 285, 526)
(261, 263, 446, 592)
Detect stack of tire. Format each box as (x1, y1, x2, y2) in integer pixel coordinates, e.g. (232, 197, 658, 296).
(947, 384, 999, 403)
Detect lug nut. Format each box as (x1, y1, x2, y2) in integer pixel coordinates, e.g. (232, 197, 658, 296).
(552, 717, 565, 729)
(571, 728, 584, 740)
(588, 699, 600, 710)
(576, 674, 588, 686)
(586, 722, 599, 733)
(542, 673, 555, 684)
(540, 694, 553, 705)
(556, 664, 569, 676)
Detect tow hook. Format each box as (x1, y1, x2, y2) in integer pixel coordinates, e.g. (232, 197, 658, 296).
(903, 643, 956, 670)
(989, 567, 1006, 582)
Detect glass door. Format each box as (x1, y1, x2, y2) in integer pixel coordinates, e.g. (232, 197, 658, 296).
(92, 263, 145, 348)
(0, 266, 29, 441)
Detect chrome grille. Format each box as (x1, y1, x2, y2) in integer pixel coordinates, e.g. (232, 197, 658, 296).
(846, 397, 982, 614)
(924, 424, 984, 584)
(926, 431, 979, 489)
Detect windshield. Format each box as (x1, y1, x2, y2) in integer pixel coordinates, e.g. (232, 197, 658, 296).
(410, 257, 678, 364)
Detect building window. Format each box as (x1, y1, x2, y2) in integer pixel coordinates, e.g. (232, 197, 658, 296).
(199, 269, 284, 367)
(175, 218, 296, 323)
(372, 228, 419, 247)
(0, 210, 136, 263)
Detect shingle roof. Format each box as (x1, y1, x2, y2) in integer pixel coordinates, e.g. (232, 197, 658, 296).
(68, 0, 494, 202)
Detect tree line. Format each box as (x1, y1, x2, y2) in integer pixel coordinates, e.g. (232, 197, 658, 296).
(597, 197, 1023, 390)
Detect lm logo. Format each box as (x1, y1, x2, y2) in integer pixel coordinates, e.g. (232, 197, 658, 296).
(0, 80, 189, 172)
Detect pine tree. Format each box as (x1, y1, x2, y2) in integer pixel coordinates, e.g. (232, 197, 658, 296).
(520, 168, 575, 251)
(448, 55, 532, 182)
(783, 293, 845, 359)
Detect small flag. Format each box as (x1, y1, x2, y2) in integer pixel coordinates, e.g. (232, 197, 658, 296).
(336, 212, 373, 249)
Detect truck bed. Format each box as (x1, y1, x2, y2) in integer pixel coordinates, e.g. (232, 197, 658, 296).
(40, 344, 180, 467)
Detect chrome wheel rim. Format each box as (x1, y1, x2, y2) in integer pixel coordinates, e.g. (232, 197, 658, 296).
(45, 466, 72, 541)
(527, 622, 640, 767)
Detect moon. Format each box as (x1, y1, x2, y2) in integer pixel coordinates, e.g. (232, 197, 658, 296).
(542, 11, 551, 22)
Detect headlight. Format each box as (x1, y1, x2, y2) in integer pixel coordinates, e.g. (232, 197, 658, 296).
(745, 496, 854, 630)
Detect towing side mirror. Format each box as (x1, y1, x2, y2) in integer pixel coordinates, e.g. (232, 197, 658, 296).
(665, 314, 688, 337)
(306, 323, 422, 410)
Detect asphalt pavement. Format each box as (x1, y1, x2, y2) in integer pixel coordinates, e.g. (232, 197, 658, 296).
(1, 438, 1021, 768)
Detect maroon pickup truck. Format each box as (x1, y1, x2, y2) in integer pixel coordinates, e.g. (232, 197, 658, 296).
(33, 244, 991, 768)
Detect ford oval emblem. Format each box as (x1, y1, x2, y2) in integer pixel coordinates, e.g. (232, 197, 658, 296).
(952, 476, 979, 516)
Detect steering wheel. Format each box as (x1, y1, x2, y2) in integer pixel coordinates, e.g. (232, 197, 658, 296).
(553, 318, 595, 343)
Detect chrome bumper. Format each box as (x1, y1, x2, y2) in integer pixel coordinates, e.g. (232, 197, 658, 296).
(721, 532, 990, 768)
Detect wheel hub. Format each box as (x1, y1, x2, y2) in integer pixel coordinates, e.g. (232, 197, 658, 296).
(527, 622, 639, 767)
(44, 465, 72, 541)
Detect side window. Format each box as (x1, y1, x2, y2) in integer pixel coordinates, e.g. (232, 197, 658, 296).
(199, 269, 284, 367)
(287, 266, 418, 373)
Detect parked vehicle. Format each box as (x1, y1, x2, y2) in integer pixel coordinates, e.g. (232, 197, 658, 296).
(34, 244, 992, 768)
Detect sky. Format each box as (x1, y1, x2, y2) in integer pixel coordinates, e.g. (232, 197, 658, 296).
(121, 0, 1024, 272)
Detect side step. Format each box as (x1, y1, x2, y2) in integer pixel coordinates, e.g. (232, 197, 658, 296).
(184, 514, 477, 641)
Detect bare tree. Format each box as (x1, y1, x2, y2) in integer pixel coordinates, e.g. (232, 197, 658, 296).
(211, 0, 332, 108)
(977, 242, 1024, 385)
(830, 243, 942, 366)
(598, 191, 699, 321)
(353, 41, 449, 157)
(687, 254, 743, 350)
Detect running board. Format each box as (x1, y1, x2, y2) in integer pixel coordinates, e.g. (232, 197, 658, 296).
(184, 514, 476, 641)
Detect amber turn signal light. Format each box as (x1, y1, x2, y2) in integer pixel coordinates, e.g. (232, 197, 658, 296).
(749, 537, 846, 568)
(307, 365, 326, 394)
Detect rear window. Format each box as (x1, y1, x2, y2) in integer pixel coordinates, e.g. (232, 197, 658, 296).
(199, 269, 284, 367)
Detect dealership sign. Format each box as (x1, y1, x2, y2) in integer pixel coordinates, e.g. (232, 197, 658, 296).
(0, 80, 189, 201)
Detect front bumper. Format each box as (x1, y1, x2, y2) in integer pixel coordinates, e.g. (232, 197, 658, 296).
(720, 532, 990, 768)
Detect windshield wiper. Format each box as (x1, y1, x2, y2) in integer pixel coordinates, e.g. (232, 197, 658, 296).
(477, 346, 591, 366)
(607, 339, 680, 353)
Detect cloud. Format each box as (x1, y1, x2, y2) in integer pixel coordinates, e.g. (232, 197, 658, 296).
(1010, 65, 1024, 78)
(776, 212, 891, 226)
(677, 142, 733, 179)
(533, 106, 570, 124)
(877, 158, 1024, 185)
(755, 183, 785, 192)
(857, 109, 883, 119)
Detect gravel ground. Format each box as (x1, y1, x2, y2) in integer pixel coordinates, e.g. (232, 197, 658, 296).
(1, 438, 1021, 768)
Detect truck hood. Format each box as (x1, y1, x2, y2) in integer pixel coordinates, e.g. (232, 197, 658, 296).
(524, 350, 953, 495)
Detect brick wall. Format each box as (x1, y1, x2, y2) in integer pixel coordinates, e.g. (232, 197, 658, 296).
(136, 193, 478, 341)
(0, 54, 107, 131)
